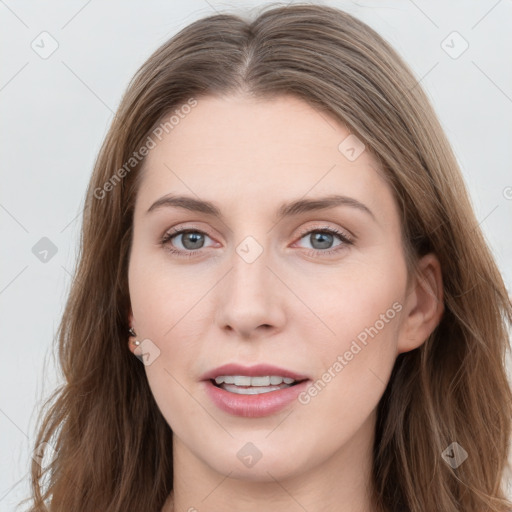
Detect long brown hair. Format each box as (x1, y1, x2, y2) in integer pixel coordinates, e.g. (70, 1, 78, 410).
(22, 3, 512, 511)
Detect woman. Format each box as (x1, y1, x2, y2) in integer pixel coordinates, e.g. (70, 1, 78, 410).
(24, 3, 512, 512)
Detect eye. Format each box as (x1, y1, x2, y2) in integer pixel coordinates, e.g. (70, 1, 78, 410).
(294, 226, 353, 256)
(160, 227, 216, 257)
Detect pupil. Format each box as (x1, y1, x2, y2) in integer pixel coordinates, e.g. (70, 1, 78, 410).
(183, 232, 204, 250)
(311, 232, 332, 250)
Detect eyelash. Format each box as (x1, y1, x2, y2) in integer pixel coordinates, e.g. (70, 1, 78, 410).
(160, 225, 354, 259)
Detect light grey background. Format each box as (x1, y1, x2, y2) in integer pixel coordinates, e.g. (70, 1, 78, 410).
(1, 0, 511, 509)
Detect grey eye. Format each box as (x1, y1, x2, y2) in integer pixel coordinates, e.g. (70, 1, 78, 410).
(308, 232, 335, 250)
(176, 231, 207, 250)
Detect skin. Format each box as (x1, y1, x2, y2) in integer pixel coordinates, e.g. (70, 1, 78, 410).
(127, 94, 444, 512)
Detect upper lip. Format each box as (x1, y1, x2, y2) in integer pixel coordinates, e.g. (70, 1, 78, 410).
(200, 363, 309, 381)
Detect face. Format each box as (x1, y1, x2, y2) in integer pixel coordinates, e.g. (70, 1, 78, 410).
(128, 94, 413, 481)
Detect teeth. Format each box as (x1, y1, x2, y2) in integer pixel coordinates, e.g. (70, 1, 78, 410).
(250, 376, 270, 386)
(234, 376, 251, 386)
(213, 375, 297, 386)
(221, 383, 288, 395)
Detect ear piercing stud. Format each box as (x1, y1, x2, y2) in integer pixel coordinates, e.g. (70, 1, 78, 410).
(128, 327, 141, 346)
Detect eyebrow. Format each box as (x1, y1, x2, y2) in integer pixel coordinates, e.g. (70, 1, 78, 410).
(146, 193, 375, 221)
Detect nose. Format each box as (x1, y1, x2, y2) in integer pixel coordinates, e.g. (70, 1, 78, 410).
(214, 240, 286, 339)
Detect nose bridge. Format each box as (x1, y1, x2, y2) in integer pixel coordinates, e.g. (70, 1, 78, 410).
(229, 234, 274, 303)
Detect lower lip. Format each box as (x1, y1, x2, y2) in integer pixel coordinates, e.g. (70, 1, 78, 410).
(203, 379, 310, 418)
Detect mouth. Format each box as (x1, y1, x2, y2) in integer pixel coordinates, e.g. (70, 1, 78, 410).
(210, 374, 307, 395)
(201, 363, 311, 417)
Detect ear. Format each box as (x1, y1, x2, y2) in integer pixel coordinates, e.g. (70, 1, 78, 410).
(397, 253, 444, 354)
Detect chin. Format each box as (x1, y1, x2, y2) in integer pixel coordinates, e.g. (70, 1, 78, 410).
(197, 438, 313, 482)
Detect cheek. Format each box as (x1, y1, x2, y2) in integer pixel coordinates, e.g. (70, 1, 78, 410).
(300, 250, 407, 412)
(128, 252, 204, 432)
(128, 242, 210, 335)
(300, 256, 406, 352)
(128, 245, 215, 390)
(290, 273, 404, 452)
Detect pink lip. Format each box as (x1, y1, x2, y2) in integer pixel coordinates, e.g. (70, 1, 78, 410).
(200, 363, 309, 381)
(203, 379, 310, 418)
(200, 363, 310, 418)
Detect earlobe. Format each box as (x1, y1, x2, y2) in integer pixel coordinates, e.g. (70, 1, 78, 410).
(128, 327, 140, 354)
(397, 253, 444, 354)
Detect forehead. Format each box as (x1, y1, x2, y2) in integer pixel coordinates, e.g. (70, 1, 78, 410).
(144, 94, 356, 173)
(135, 94, 396, 223)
